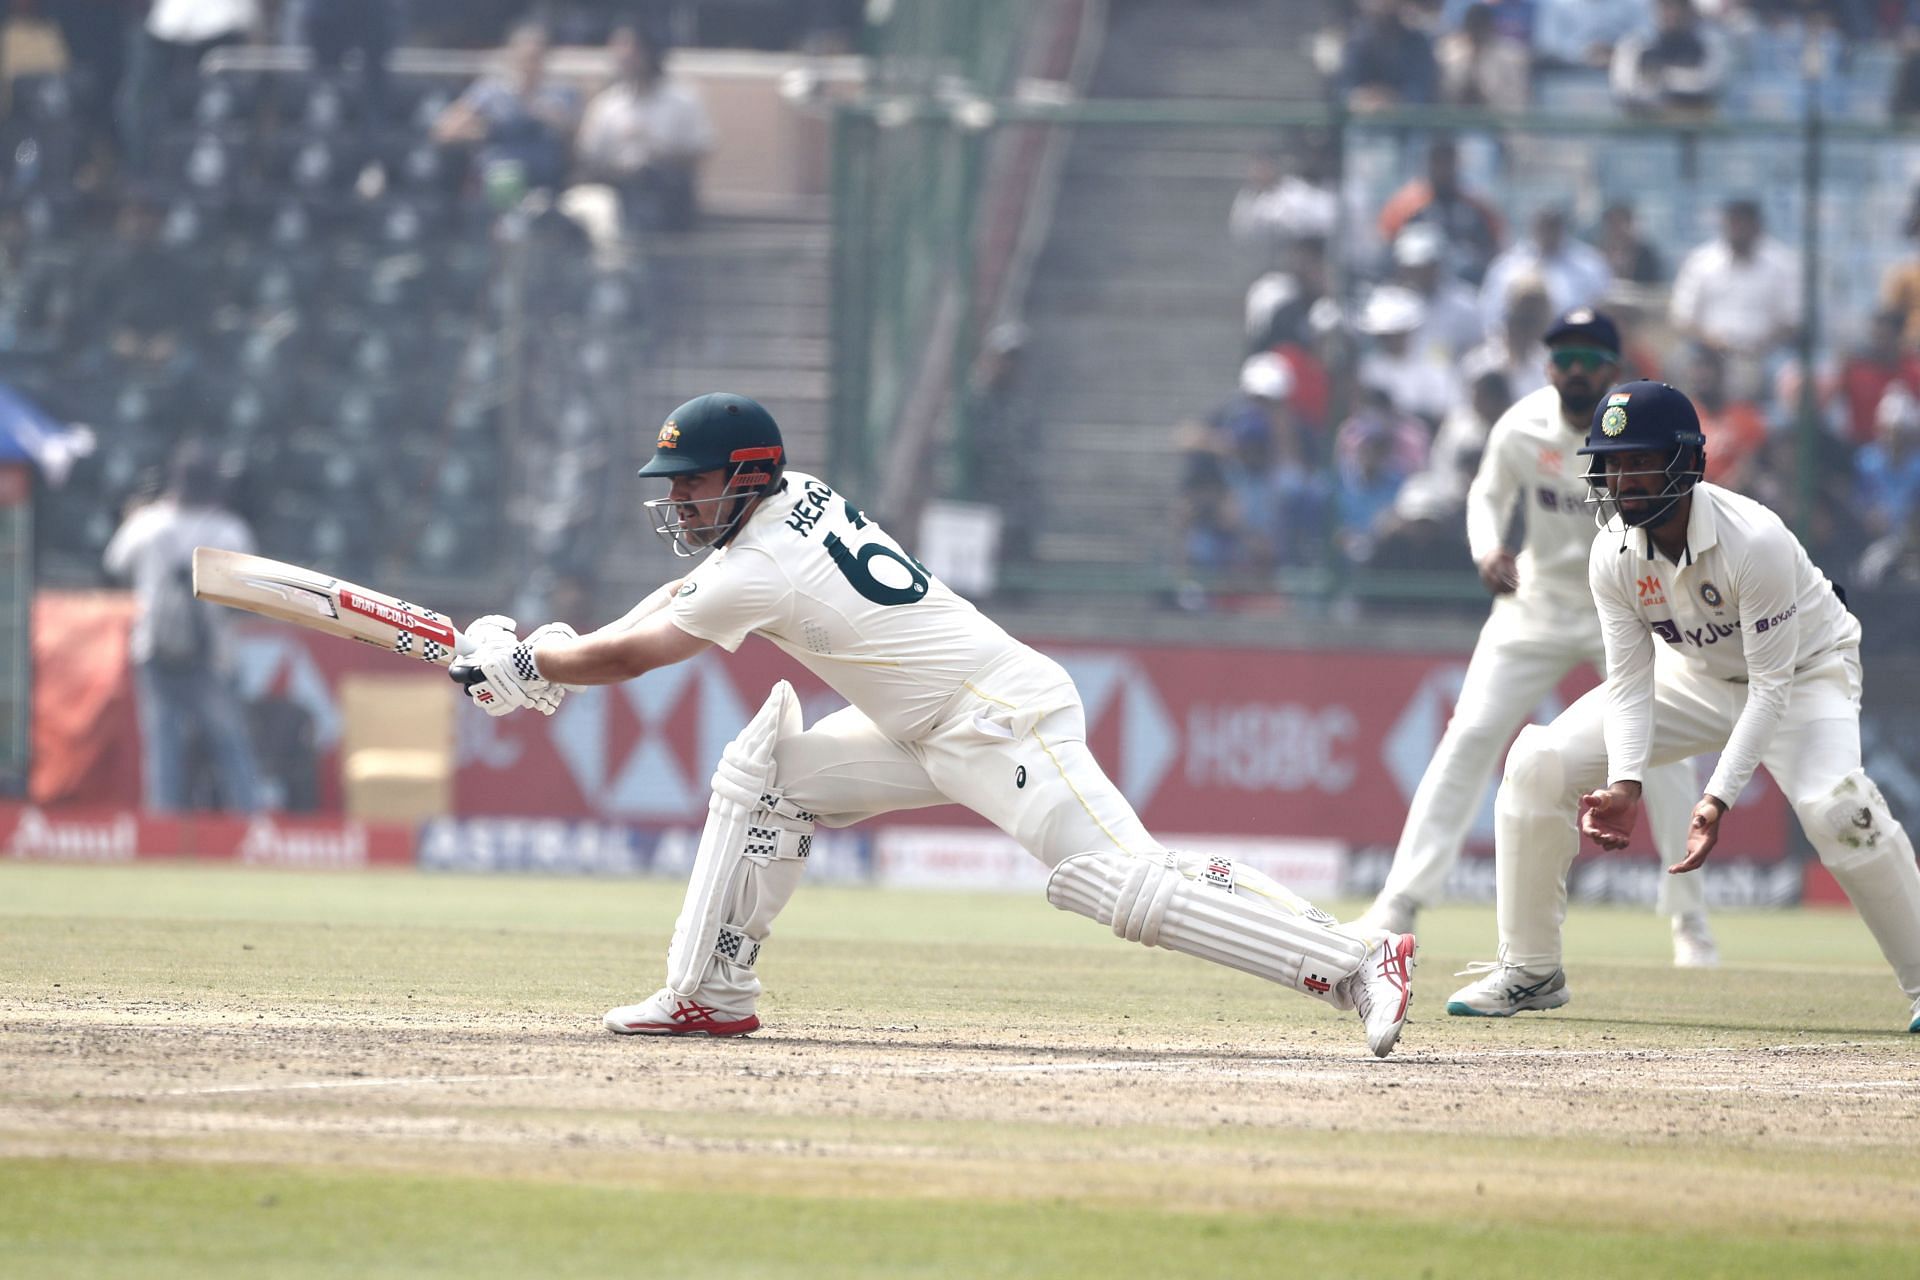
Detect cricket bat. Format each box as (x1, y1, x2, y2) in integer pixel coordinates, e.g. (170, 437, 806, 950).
(192, 547, 474, 667)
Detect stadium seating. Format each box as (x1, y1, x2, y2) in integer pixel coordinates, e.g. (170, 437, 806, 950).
(15, 60, 647, 603)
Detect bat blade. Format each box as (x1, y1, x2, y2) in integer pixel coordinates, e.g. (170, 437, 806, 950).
(192, 547, 471, 667)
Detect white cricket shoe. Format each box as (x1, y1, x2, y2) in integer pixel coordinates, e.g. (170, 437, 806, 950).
(1444, 960, 1569, 1017)
(1671, 911, 1720, 969)
(1342, 932, 1416, 1057)
(1353, 892, 1417, 939)
(604, 988, 760, 1037)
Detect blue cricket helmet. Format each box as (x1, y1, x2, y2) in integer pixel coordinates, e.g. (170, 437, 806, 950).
(1577, 380, 1708, 529)
(1577, 379, 1705, 459)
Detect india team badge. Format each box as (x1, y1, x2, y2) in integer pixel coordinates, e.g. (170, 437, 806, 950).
(1700, 581, 1723, 608)
(1601, 392, 1631, 437)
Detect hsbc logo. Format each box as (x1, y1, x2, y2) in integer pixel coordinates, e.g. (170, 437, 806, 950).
(547, 653, 749, 819)
(1056, 652, 1178, 809)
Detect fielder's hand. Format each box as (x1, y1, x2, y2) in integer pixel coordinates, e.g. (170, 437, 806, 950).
(1477, 549, 1519, 596)
(1578, 782, 1642, 851)
(1668, 796, 1728, 874)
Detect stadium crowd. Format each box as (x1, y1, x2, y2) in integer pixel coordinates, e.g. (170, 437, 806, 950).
(0, 1, 808, 812)
(1179, 0, 1920, 621)
(0, 2, 758, 612)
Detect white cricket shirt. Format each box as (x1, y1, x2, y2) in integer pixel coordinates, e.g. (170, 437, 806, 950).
(667, 472, 1057, 740)
(1589, 482, 1860, 805)
(1465, 384, 1602, 618)
(103, 498, 255, 666)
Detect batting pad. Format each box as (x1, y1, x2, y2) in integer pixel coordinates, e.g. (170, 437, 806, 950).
(666, 681, 804, 997)
(1047, 850, 1367, 1003)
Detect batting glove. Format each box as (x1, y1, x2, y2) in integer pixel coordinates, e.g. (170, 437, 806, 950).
(466, 642, 560, 716)
(464, 613, 520, 650)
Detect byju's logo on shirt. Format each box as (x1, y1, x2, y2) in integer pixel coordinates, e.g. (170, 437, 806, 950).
(1637, 575, 1666, 607)
(1653, 618, 1739, 648)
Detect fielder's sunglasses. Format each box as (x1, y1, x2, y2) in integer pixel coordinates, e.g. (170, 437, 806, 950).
(1550, 346, 1619, 372)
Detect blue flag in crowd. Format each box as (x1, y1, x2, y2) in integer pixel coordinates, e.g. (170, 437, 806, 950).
(0, 380, 93, 487)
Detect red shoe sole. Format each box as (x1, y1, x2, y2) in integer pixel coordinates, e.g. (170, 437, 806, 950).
(609, 1014, 761, 1037)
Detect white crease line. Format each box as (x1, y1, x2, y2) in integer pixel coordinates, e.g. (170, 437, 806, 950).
(826, 1060, 1918, 1096)
(158, 1074, 567, 1097)
(1413, 1041, 1880, 1061)
(874, 1041, 1894, 1077)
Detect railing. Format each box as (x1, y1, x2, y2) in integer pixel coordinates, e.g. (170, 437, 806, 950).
(830, 86, 1920, 608)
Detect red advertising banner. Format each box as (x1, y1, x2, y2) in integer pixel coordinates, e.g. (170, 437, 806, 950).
(41, 594, 1790, 861)
(0, 802, 414, 867)
(447, 633, 1791, 860)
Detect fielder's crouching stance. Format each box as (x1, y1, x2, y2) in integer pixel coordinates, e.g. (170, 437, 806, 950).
(1447, 381, 1920, 1031)
(455, 394, 1417, 1056)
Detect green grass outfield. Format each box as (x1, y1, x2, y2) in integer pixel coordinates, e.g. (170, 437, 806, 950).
(2, 861, 1917, 1279)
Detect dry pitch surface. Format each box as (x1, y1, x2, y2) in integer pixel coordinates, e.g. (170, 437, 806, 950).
(2, 861, 1917, 1278)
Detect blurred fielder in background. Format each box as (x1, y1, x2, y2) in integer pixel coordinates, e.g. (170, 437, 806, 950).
(1447, 381, 1920, 1032)
(1358, 308, 1716, 967)
(454, 393, 1419, 1056)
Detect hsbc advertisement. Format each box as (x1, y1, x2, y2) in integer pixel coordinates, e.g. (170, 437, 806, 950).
(34, 598, 1795, 886)
(445, 634, 1791, 861)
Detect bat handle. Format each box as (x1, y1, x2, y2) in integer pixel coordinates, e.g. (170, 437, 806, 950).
(448, 661, 487, 688)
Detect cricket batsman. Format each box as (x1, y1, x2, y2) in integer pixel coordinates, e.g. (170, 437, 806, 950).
(1357, 309, 1716, 967)
(1446, 380, 1920, 1031)
(454, 393, 1419, 1055)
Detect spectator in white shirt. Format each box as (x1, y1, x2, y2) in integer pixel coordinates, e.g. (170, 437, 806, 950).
(1229, 141, 1340, 265)
(575, 24, 716, 232)
(103, 442, 261, 813)
(1670, 198, 1800, 398)
(1611, 0, 1729, 117)
(1478, 207, 1612, 335)
(1358, 284, 1460, 428)
(1394, 223, 1486, 361)
(1535, 0, 1652, 68)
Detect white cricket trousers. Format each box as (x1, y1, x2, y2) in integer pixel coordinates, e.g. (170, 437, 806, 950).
(1494, 647, 1920, 997)
(771, 651, 1335, 919)
(708, 650, 1360, 1013)
(1379, 606, 1705, 916)
(772, 650, 1155, 865)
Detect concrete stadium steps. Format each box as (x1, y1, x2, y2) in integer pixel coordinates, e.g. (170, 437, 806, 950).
(1003, 0, 1322, 577)
(1092, 0, 1329, 101)
(591, 215, 834, 600)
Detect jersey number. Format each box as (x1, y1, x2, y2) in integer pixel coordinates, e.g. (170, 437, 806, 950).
(824, 501, 929, 606)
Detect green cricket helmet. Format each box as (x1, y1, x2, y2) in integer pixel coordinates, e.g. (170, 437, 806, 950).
(638, 393, 787, 556)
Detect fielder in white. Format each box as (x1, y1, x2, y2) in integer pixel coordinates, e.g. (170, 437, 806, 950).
(454, 393, 1418, 1055)
(1358, 309, 1716, 966)
(1446, 380, 1920, 1031)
